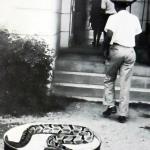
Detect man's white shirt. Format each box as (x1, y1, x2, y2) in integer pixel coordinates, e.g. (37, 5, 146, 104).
(104, 10, 142, 47)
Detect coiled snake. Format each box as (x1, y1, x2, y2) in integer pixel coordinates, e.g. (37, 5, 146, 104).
(5, 124, 94, 150)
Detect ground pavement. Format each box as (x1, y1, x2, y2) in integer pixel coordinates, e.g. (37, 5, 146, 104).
(0, 101, 150, 150)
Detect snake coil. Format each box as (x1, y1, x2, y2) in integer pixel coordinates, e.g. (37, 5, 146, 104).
(5, 124, 94, 150)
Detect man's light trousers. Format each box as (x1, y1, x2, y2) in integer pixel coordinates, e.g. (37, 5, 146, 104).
(103, 44, 136, 116)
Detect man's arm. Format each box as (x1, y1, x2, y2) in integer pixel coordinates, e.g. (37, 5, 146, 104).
(135, 17, 142, 46)
(135, 33, 142, 46)
(103, 30, 113, 60)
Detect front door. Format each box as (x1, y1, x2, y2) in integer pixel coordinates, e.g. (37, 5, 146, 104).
(70, 0, 89, 46)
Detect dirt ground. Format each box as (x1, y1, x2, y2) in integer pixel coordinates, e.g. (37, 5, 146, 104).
(0, 101, 150, 150)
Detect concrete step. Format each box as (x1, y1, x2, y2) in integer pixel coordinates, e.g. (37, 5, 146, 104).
(56, 59, 105, 74)
(53, 53, 150, 103)
(55, 57, 150, 77)
(52, 83, 150, 103)
(57, 53, 103, 62)
(53, 71, 150, 89)
(59, 47, 103, 55)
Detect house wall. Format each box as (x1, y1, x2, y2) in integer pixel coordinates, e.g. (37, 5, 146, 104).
(0, 0, 62, 49)
(60, 0, 72, 48)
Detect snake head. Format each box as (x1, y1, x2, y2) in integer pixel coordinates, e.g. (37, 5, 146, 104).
(5, 135, 9, 142)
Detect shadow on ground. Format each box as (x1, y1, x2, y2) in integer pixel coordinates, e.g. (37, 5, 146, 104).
(0, 95, 86, 116)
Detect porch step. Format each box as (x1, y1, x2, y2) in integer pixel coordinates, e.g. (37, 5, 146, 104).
(56, 59, 150, 77)
(52, 82, 150, 103)
(53, 71, 150, 89)
(52, 53, 150, 103)
(55, 54, 150, 77)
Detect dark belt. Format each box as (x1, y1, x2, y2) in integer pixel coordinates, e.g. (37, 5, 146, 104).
(113, 43, 133, 48)
(113, 43, 120, 46)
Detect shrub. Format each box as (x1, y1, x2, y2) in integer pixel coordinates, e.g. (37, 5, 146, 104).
(0, 29, 55, 114)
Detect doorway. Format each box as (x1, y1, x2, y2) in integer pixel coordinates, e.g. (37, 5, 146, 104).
(70, 0, 93, 47)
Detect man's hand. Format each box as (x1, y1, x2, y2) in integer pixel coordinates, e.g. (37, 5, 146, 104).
(102, 30, 113, 61)
(103, 48, 110, 60)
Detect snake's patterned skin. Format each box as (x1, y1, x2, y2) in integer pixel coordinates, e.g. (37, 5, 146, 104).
(5, 124, 94, 150)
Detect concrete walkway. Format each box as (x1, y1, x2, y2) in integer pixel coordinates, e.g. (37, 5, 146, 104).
(0, 100, 150, 150)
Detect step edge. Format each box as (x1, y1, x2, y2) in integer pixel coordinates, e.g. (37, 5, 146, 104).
(54, 71, 105, 77)
(54, 70, 150, 79)
(52, 94, 150, 105)
(53, 83, 150, 92)
(54, 71, 150, 79)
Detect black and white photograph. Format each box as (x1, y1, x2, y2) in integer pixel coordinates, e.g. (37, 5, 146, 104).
(0, 0, 150, 150)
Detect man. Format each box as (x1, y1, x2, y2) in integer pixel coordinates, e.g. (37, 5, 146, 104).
(102, 0, 142, 123)
(90, 0, 116, 47)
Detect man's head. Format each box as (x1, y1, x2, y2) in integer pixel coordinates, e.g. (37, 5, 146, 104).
(115, 2, 128, 11)
(111, 0, 134, 11)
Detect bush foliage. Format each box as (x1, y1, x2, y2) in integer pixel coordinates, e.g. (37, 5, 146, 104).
(0, 29, 55, 114)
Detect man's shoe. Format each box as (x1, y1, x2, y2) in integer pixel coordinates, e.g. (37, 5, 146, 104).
(118, 116, 127, 123)
(103, 106, 117, 117)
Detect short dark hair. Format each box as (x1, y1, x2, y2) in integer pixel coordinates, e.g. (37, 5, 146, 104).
(114, 2, 128, 8)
